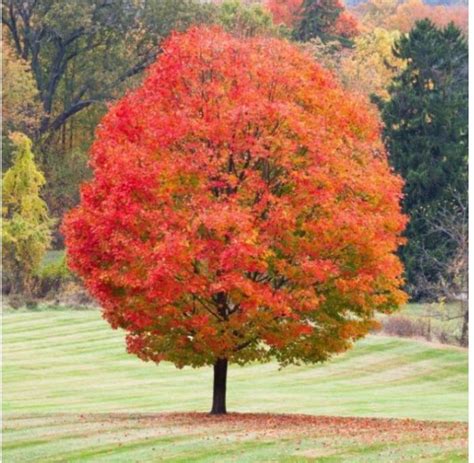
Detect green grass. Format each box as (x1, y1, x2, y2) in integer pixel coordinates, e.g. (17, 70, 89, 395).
(3, 310, 468, 462)
(3, 413, 467, 462)
(397, 301, 462, 321)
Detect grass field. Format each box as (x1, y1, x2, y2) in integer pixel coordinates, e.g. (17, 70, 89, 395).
(3, 310, 468, 462)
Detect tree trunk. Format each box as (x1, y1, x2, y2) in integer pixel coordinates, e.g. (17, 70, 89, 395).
(210, 358, 228, 415)
(460, 303, 468, 347)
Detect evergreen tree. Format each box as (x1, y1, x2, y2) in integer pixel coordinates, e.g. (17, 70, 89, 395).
(294, 0, 355, 45)
(377, 20, 468, 299)
(2, 133, 53, 294)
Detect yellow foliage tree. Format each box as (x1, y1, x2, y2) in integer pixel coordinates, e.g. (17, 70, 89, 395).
(339, 28, 405, 100)
(2, 133, 53, 294)
(1, 31, 40, 140)
(355, 0, 399, 31)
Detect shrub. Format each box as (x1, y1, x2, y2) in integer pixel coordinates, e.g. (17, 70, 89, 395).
(383, 315, 431, 339)
(382, 313, 462, 346)
(36, 255, 73, 296)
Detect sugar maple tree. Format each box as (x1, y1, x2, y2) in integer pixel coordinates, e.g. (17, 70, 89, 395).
(330, 10, 359, 39)
(63, 27, 407, 414)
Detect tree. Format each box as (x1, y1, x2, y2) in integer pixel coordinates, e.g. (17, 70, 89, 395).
(1, 29, 40, 139)
(1, 0, 215, 139)
(2, 133, 52, 294)
(1, 28, 41, 168)
(356, 0, 468, 35)
(216, 0, 277, 37)
(340, 28, 405, 100)
(414, 193, 468, 346)
(377, 20, 467, 300)
(386, 0, 468, 35)
(294, 0, 359, 45)
(63, 26, 407, 414)
(301, 36, 347, 75)
(330, 10, 359, 39)
(355, 0, 398, 30)
(265, 0, 304, 27)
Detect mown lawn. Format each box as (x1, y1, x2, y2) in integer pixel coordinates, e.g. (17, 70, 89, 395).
(3, 310, 468, 462)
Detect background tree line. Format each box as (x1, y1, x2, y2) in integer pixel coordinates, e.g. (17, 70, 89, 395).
(2, 0, 468, 343)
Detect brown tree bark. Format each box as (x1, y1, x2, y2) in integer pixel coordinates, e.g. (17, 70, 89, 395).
(210, 358, 228, 415)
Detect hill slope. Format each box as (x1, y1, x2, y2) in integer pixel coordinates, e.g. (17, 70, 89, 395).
(3, 310, 468, 462)
(4, 310, 467, 420)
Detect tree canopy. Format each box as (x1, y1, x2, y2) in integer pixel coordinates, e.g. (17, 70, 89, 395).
(340, 27, 405, 100)
(64, 27, 407, 411)
(2, 133, 52, 294)
(1, 0, 215, 138)
(377, 20, 467, 299)
(294, 0, 359, 44)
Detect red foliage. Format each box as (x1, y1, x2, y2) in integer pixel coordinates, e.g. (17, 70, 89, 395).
(266, 0, 304, 27)
(63, 27, 407, 369)
(331, 10, 360, 38)
(266, 0, 359, 39)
